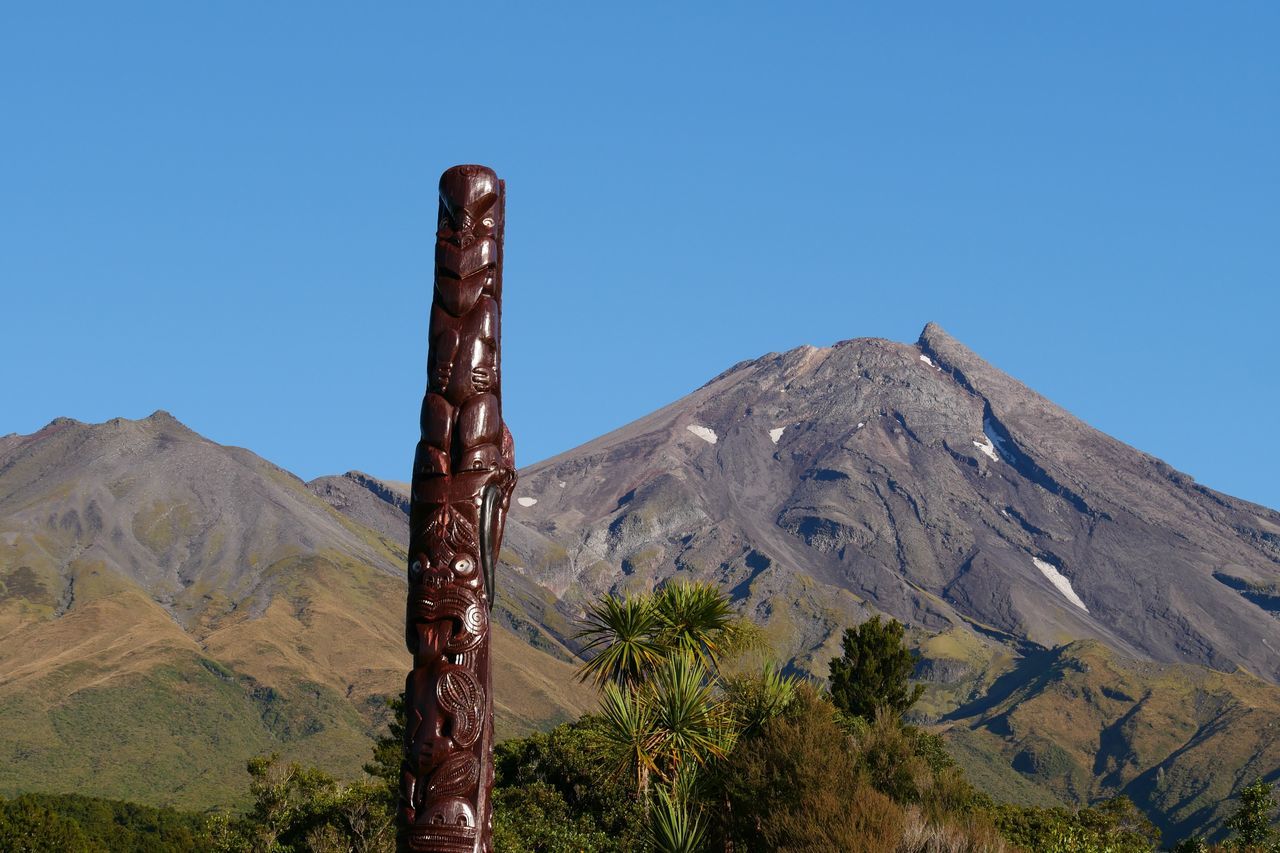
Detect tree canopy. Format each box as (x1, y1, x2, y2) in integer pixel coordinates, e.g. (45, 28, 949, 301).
(828, 614, 924, 720)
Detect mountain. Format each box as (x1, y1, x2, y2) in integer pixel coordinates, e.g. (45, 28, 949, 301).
(0, 413, 593, 810)
(3, 322, 1278, 838)
(501, 323, 1280, 678)
(486, 322, 1280, 837)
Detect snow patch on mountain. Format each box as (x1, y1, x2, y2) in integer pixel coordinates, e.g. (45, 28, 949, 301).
(1033, 557, 1089, 612)
(983, 417, 1013, 461)
(687, 425, 718, 444)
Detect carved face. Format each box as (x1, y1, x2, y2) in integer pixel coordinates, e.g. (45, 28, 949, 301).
(419, 505, 481, 587)
(437, 165, 502, 248)
(436, 166, 502, 317)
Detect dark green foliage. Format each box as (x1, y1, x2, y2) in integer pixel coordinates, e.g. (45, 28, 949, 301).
(209, 754, 392, 852)
(492, 782, 616, 852)
(1082, 796, 1161, 851)
(834, 707, 988, 825)
(0, 792, 208, 852)
(1226, 778, 1277, 848)
(494, 716, 645, 850)
(909, 725, 958, 774)
(857, 708, 929, 804)
(361, 694, 405, 817)
(828, 615, 925, 720)
(0, 795, 93, 852)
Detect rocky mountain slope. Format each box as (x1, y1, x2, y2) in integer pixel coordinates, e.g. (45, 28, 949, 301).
(502, 323, 1280, 680)
(0, 413, 592, 809)
(487, 322, 1280, 837)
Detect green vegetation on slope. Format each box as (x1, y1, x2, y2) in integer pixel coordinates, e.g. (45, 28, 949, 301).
(915, 638, 1280, 840)
(0, 433, 594, 811)
(0, 793, 210, 852)
(6, 584, 1279, 851)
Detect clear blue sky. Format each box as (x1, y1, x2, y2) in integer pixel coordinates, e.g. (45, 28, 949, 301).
(2, 3, 1277, 509)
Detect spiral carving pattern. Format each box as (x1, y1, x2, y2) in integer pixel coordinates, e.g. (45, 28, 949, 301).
(400, 165, 516, 853)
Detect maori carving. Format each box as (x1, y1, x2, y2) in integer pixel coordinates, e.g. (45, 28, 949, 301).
(401, 165, 515, 853)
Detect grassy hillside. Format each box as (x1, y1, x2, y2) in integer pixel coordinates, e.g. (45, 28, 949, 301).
(0, 415, 595, 809)
(915, 638, 1280, 839)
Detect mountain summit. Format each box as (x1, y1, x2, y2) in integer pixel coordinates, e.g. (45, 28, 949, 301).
(489, 322, 1280, 835)
(501, 323, 1280, 682)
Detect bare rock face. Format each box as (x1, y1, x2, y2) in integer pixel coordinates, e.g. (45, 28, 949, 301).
(499, 324, 1280, 683)
(308, 470, 412, 547)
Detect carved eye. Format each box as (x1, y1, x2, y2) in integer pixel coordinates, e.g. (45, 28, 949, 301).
(453, 557, 474, 575)
(481, 217, 495, 228)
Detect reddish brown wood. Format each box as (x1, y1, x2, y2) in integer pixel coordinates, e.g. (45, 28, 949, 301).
(400, 164, 515, 853)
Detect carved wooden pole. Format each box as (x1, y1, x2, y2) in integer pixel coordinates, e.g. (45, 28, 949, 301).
(400, 164, 515, 853)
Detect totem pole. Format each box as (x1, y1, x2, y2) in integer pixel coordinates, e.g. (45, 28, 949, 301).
(400, 165, 516, 853)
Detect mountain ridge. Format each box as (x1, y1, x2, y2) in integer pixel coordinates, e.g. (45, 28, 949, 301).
(502, 323, 1279, 675)
(3, 323, 1278, 838)
(0, 411, 593, 809)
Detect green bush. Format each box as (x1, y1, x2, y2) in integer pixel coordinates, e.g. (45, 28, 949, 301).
(828, 615, 924, 721)
(719, 684, 907, 851)
(494, 717, 645, 851)
(1225, 778, 1277, 849)
(986, 796, 1159, 853)
(492, 781, 616, 852)
(0, 796, 93, 853)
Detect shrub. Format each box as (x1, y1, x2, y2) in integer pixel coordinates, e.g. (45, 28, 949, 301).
(494, 717, 645, 850)
(720, 684, 906, 851)
(829, 615, 924, 721)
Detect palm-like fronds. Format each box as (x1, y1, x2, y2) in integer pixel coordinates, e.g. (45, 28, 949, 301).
(723, 662, 802, 735)
(653, 582, 740, 672)
(597, 680, 661, 795)
(580, 582, 762, 813)
(645, 652, 730, 778)
(647, 784, 708, 853)
(574, 593, 666, 688)
(665, 758, 707, 808)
